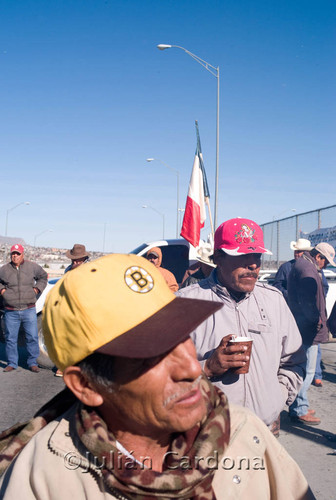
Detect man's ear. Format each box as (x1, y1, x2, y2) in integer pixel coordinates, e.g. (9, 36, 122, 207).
(63, 366, 104, 407)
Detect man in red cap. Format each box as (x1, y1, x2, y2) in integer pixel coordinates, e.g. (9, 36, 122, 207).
(0, 244, 48, 372)
(178, 218, 306, 435)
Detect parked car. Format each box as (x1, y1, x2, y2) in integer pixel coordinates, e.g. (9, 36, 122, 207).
(258, 268, 336, 317)
(258, 270, 277, 285)
(35, 278, 60, 368)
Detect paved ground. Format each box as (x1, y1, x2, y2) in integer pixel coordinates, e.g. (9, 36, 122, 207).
(0, 342, 335, 499)
(0, 344, 64, 429)
(278, 342, 336, 500)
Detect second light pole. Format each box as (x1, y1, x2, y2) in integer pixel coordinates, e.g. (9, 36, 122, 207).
(5, 201, 30, 237)
(34, 229, 53, 247)
(146, 158, 179, 238)
(142, 205, 165, 239)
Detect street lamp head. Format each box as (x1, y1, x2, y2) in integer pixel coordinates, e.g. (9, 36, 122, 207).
(25, 202, 30, 205)
(157, 44, 172, 51)
(146, 158, 155, 162)
(142, 205, 148, 209)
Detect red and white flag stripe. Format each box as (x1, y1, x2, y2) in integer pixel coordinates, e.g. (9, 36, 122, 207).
(180, 152, 206, 248)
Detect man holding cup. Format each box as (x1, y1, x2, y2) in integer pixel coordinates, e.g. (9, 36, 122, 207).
(178, 218, 306, 434)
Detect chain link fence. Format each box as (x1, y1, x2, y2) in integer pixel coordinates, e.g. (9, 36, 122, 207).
(260, 204, 336, 269)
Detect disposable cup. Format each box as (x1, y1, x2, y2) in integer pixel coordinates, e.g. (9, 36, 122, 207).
(228, 336, 253, 374)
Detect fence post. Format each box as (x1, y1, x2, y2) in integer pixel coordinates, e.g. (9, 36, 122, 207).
(276, 220, 280, 268)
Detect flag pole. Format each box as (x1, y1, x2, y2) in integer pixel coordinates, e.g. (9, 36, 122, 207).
(195, 121, 214, 240)
(206, 198, 214, 238)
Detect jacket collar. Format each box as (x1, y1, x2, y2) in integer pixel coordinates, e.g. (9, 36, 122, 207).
(208, 269, 251, 303)
(302, 251, 319, 270)
(10, 259, 24, 269)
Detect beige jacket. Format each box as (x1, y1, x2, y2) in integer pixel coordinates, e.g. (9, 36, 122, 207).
(177, 273, 306, 426)
(0, 404, 315, 499)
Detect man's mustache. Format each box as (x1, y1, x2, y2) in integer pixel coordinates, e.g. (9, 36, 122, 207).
(239, 272, 258, 279)
(163, 375, 202, 407)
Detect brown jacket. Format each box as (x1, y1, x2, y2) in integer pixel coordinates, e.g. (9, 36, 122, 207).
(0, 260, 48, 310)
(288, 252, 328, 346)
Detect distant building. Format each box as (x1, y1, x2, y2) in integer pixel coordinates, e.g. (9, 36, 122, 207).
(301, 226, 336, 249)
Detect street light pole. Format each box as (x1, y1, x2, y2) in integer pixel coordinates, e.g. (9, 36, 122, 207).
(33, 229, 53, 247)
(5, 201, 30, 237)
(272, 208, 296, 221)
(142, 205, 165, 239)
(146, 158, 179, 238)
(157, 44, 220, 229)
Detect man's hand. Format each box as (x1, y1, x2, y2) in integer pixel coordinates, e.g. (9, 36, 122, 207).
(204, 334, 250, 378)
(0, 289, 5, 296)
(33, 287, 39, 294)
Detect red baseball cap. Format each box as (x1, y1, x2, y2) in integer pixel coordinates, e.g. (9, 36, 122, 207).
(214, 218, 272, 256)
(10, 244, 24, 254)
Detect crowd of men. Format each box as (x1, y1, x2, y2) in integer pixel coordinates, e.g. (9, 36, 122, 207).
(274, 239, 335, 425)
(0, 216, 334, 499)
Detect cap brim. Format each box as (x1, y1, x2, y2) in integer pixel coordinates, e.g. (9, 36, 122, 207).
(65, 251, 89, 259)
(325, 256, 336, 267)
(196, 257, 216, 268)
(219, 247, 273, 256)
(96, 297, 222, 358)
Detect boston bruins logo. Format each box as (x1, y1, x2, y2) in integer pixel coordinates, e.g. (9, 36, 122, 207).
(124, 266, 154, 293)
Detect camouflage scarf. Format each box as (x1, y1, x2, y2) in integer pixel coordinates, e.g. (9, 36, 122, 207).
(75, 377, 230, 499)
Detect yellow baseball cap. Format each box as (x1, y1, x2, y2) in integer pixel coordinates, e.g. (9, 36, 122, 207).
(43, 253, 222, 370)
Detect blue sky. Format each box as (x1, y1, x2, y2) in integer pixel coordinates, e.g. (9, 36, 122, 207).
(0, 0, 335, 252)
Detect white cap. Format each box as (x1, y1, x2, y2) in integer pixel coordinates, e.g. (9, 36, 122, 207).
(315, 242, 336, 267)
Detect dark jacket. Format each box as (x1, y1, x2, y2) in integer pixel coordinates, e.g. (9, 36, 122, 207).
(179, 268, 207, 289)
(328, 300, 336, 337)
(0, 260, 48, 310)
(274, 259, 329, 302)
(273, 259, 295, 301)
(287, 252, 328, 346)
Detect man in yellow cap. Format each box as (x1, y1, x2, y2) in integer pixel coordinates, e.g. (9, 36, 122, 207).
(0, 254, 315, 499)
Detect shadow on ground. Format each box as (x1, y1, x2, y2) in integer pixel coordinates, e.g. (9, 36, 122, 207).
(280, 410, 336, 446)
(322, 369, 336, 384)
